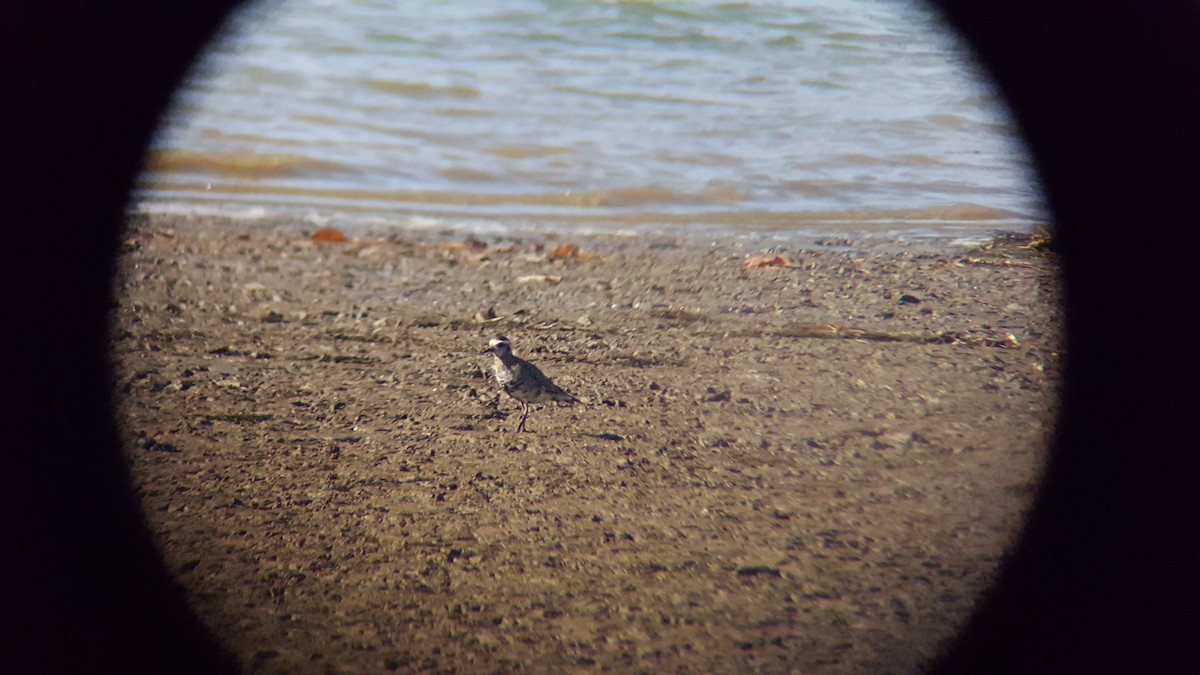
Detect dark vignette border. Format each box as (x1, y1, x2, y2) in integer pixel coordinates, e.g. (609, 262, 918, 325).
(2, 2, 1197, 673)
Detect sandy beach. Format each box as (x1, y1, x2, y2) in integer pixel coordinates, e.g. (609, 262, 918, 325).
(112, 213, 1060, 673)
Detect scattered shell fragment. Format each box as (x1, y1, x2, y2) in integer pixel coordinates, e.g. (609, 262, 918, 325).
(474, 307, 502, 323)
(516, 274, 563, 284)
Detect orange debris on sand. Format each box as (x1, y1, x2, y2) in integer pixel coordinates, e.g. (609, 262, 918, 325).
(548, 243, 596, 260)
(311, 227, 348, 243)
(742, 254, 791, 270)
(547, 243, 580, 260)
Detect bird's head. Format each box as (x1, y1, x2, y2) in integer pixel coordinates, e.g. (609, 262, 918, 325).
(483, 336, 512, 357)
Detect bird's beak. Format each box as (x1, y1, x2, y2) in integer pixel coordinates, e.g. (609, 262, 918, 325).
(481, 346, 494, 355)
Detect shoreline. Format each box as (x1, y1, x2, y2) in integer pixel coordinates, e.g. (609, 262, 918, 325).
(128, 201, 1047, 254)
(114, 212, 1060, 673)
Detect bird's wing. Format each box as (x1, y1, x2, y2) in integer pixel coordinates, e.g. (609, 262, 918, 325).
(525, 360, 577, 402)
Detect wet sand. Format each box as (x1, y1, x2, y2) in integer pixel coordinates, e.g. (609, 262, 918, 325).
(113, 213, 1060, 673)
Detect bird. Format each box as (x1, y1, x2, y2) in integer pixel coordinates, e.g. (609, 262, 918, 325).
(482, 335, 577, 432)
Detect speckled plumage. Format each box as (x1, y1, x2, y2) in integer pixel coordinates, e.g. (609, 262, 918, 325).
(483, 336, 576, 432)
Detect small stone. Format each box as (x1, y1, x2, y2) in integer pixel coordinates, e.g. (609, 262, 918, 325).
(736, 565, 782, 577)
(516, 274, 562, 284)
(875, 431, 913, 448)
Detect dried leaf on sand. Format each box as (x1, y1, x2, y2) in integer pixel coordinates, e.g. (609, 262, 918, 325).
(311, 227, 348, 243)
(742, 254, 792, 270)
(547, 243, 596, 260)
(516, 274, 563, 284)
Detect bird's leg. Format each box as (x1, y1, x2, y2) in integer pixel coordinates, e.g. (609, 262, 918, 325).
(517, 401, 530, 433)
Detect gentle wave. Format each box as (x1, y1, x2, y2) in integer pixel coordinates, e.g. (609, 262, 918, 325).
(145, 149, 350, 179)
(438, 167, 496, 182)
(140, 179, 1020, 224)
(605, 30, 724, 44)
(136, 196, 1023, 237)
(486, 30, 576, 44)
(141, 180, 742, 208)
(483, 144, 576, 159)
(363, 79, 481, 99)
(288, 114, 453, 142)
(551, 85, 727, 106)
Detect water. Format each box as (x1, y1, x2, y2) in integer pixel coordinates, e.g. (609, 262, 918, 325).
(137, 0, 1045, 241)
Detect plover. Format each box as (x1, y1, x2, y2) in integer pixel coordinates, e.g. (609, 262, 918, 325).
(482, 335, 577, 432)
